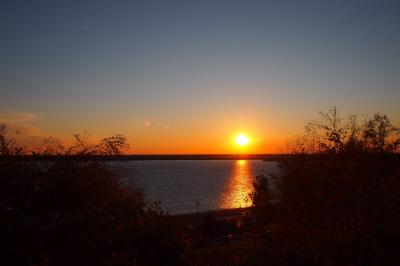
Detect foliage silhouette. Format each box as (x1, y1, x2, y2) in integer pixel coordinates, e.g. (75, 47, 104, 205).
(251, 108, 400, 265)
(0, 126, 187, 266)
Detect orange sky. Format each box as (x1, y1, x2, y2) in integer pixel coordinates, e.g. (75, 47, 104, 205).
(3, 104, 399, 154)
(0, 108, 295, 154)
(1, 1, 400, 154)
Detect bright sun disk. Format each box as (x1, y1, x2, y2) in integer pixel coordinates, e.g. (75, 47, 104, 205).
(236, 134, 249, 146)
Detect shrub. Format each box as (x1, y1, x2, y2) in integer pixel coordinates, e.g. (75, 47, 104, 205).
(252, 108, 400, 265)
(0, 126, 187, 266)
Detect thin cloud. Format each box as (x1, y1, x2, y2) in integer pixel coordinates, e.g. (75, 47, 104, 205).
(1, 122, 42, 136)
(0, 122, 47, 148)
(0, 110, 46, 147)
(0, 110, 41, 123)
(77, 21, 91, 31)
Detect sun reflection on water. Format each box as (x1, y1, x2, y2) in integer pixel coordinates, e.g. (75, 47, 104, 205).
(220, 160, 254, 209)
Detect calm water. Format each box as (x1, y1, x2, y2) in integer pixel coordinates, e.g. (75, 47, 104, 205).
(122, 160, 279, 214)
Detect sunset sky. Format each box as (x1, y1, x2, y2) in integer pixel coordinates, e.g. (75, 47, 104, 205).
(1, 0, 400, 154)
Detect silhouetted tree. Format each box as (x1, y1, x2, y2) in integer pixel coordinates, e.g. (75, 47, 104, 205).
(251, 108, 400, 266)
(363, 113, 400, 152)
(0, 125, 188, 266)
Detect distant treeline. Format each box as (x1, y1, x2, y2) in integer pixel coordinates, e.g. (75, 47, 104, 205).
(3, 153, 400, 162)
(2, 154, 291, 161)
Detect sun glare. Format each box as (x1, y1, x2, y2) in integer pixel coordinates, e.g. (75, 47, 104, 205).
(236, 134, 249, 146)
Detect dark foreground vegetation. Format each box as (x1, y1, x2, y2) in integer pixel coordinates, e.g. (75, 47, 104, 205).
(250, 107, 400, 265)
(0, 129, 187, 265)
(1, 107, 400, 265)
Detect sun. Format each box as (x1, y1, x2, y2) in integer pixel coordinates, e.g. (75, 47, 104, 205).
(236, 134, 249, 146)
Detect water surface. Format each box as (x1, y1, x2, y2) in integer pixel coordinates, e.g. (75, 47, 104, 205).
(123, 160, 278, 214)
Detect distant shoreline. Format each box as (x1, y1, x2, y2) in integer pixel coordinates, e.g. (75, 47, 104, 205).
(6, 154, 290, 161)
(5, 153, 400, 161)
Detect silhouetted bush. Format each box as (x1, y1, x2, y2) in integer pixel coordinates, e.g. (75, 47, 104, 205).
(251, 108, 400, 265)
(0, 126, 187, 266)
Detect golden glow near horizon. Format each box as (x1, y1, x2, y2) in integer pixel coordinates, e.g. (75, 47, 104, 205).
(236, 134, 249, 146)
